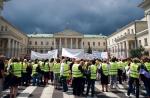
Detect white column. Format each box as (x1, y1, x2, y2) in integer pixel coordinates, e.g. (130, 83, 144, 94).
(76, 38, 78, 49)
(12, 39, 15, 57)
(54, 38, 56, 49)
(18, 42, 20, 57)
(65, 38, 67, 48)
(7, 38, 11, 57)
(147, 12, 150, 48)
(71, 38, 72, 49)
(59, 38, 62, 50)
(126, 41, 129, 57)
(81, 39, 83, 49)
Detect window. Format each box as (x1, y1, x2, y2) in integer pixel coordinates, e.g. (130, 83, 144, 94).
(93, 42, 95, 46)
(144, 38, 148, 46)
(46, 42, 49, 45)
(41, 41, 43, 45)
(88, 42, 90, 46)
(139, 40, 141, 46)
(35, 41, 37, 45)
(40, 50, 43, 53)
(52, 41, 54, 45)
(103, 42, 105, 46)
(29, 41, 32, 45)
(83, 42, 84, 46)
(128, 29, 130, 34)
(1, 26, 4, 31)
(124, 32, 126, 35)
(98, 42, 100, 46)
(131, 29, 134, 34)
(5, 26, 7, 31)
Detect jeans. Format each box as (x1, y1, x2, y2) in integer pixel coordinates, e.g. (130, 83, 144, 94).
(127, 77, 139, 98)
(141, 75, 150, 96)
(32, 73, 42, 86)
(86, 79, 95, 96)
(110, 75, 117, 88)
(60, 76, 68, 92)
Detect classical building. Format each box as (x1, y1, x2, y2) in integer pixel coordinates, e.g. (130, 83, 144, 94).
(0, 17, 28, 58)
(27, 30, 107, 54)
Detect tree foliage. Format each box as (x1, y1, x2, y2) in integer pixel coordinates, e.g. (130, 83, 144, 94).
(130, 46, 145, 58)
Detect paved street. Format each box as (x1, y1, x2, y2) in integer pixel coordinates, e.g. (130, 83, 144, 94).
(2, 82, 147, 98)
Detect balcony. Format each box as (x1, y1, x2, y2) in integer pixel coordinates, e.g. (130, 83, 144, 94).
(115, 34, 135, 42)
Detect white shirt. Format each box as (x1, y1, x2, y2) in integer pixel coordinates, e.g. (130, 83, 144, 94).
(60, 63, 65, 76)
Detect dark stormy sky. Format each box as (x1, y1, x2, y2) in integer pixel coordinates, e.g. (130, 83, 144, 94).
(2, 0, 144, 35)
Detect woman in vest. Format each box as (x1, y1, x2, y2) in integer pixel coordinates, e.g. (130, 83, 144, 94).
(49, 58, 54, 84)
(9, 58, 22, 98)
(86, 60, 97, 97)
(127, 58, 140, 98)
(53, 58, 61, 89)
(100, 60, 109, 92)
(43, 59, 50, 85)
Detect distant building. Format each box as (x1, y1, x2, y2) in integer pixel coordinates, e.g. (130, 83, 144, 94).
(27, 30, 107, 54)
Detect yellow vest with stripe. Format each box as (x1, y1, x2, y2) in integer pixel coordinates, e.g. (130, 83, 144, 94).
(44, 62, 50, 72)
(72, 64, 83, 78)
(32, 64, 38, 75)
(12, 62, 22, 77)
(49, 63, 54, 71)
(109, 62, 118, 75)
(63, 63, 69, 77)
(145, 62, 150, 72)
(130, 63, 139, 78)
(90, 65, 97, 79)
(102, 63, 109, 76)
(118, 61, 124, 70)
(53, 63, 61, 74)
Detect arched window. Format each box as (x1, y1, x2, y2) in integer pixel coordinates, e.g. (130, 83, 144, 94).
(35, 41, 37, 45)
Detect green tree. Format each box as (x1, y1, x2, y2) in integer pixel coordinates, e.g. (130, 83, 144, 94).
(87, 45, 92, 54)
(130, 46, 145, 58)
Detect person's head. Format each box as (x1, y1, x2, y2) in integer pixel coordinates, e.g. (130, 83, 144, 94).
(111, 57, 116, 62)
(56, 59, 60, 63)
(75, 58, 80, 64)
(50, 58, 54, 63)
(24, 59, 27, 62)
(12, 58, 18, 62)
(91, 60, 96, 65)
(133, 58, 140, 63)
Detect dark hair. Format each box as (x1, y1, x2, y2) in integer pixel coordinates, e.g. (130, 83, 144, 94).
(50, 58, 54, 63)
(56, 59, 60, 63)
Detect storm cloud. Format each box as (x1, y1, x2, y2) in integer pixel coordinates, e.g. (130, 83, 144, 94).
(2, 0, 144, 35)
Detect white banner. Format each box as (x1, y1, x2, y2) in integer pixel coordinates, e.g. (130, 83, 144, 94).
(62, 48, 84, 59)
(31, 49, 58, 60)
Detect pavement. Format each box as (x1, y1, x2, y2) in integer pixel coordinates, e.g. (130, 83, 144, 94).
(1, 81, 147, 98)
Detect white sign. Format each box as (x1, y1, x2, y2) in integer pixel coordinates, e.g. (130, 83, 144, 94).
(31, 49, 58, 60)
(62, 48, 84, 59)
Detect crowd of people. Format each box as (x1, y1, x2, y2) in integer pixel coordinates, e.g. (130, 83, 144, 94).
(0, 56, 150, 98)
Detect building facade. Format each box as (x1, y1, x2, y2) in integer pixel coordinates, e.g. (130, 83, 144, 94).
(27, 30, 107, 54)
(0, 17, 28, 58)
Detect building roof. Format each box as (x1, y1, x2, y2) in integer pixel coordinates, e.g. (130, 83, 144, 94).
(27, 33, 53, 37)
(0, 16, 27, 37)
(84, 34, 107, 38)
(54, 29, 83, 36)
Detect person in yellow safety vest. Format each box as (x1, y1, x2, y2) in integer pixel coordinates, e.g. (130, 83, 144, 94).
(100, 60, 109, 92)
(9, 58, 22, 98)
(72, 59, 83, 96)
(117, 59, 124, 84)
(49, 58, 54, 84)
(43, 59, 50, 85)
(32, 60, 39, 86)
(53, 59, 61, 89)
(86, 60, 97, 97)
(140, 57, 150, 98)
(127, 58, 140, 98)
(21, 59, 28, 86)
(60, 59, 69, 92)
(109, 57, 118, 89)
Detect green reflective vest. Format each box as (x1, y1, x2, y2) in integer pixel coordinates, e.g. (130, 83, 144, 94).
(12, 62, 22, 77)
(118, 61, 124, 70)
(53, 63, 61, 74)
(130, 63, 139, 78)
(22, 62, 27, 73)
(145, 62, 150, 72)
(32, 64, 38, 75)
(102, 63, 109, 76)
(72, 64, 83, 78)
(40, 62, 44, 71)
(90, 65, 97, 79)
(44, 62, 50, 72)
(63, 63, 69, 76)
(109, 62, 118, 75)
